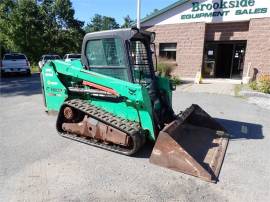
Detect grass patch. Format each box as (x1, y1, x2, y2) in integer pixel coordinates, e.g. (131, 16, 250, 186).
(250, 74, 270, 94)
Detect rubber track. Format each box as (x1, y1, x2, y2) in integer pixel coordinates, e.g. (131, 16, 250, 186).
(56, 99, 145, 155)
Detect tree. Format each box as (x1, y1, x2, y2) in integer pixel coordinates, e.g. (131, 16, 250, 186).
(39, 0, 85, 56)
(85, 14, 119, 33)
(85, 14, 103, 32)
(146, 8, 159, 17)
(0, 0, 16, 57)
(0, 0, 85, 62)
(0, 0, 44, 61)
(102, 16, 119, 30)
(121, 15, 134, 28)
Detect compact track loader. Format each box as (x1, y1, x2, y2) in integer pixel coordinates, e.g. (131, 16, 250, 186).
(41, 28, 229, 182)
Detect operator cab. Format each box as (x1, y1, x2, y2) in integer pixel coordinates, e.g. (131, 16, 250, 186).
(128, 31, 156, 87)
(81, 28, 174, 129)
(81, 28, 156, 87)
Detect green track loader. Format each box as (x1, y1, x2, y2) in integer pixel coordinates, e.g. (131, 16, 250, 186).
(41, 28, 229, 182)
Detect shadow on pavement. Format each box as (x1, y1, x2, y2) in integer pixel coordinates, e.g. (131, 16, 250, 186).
(135, 118, 263, 159)
(216, 118, 264, 140)
(135, 141, 155, 158)
(0, 73, 41, 97)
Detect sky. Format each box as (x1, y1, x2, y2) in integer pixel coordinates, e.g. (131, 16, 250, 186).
(71, 0, 177, 25)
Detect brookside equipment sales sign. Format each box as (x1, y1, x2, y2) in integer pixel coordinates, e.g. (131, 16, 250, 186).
(179, 0, 270, 23)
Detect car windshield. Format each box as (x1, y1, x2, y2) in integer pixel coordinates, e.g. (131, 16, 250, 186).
(69, 54, 81, 59)
(44, 55, 60, 60)
(4, 54, 26, 60)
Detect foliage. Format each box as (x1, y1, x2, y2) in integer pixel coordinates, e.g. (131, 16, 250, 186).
(31, 65, 40, 73)
(249, 81, 257, 91)
(85, 14, 119, 33)
(249, 74, 270, 94)
(0, 0, 16, 57)
(156, 58, 181, 86)
(1, 0, 44, 62)
(121, 15, 134, 28)
(0, 0, 85, 62)
(170, 75, 181, 86)
(157, 58, 176, 77)
(146, 8, 159, 17)
(257, 74, 270, 94)
(0, 0, 150, 65)
(157, 62, 174, 77)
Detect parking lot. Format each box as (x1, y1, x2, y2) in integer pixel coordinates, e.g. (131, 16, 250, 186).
(0, 74, 270, 202)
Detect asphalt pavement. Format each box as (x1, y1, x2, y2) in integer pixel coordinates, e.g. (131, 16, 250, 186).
(0, 74, 269, 202)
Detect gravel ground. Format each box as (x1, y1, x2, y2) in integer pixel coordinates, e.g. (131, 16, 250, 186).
(0, 74, 270, 202)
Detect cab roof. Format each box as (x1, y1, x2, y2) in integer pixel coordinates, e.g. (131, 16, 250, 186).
(83, 28, 153, 42)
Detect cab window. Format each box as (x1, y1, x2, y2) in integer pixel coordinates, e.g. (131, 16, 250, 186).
(85, 38, 129, 81)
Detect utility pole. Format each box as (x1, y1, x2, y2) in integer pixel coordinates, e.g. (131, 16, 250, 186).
(137, 0, 141, 29)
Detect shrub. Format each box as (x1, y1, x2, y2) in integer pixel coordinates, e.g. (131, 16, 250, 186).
(157, 63, 174, 77)
(249, 81, 257, 91)
(257, 74, 270, 94)
(249, 74, 270, 94)
(156, 58, 176, 77)
(170, 75, 181, 85)
(156, 58, 182, 85)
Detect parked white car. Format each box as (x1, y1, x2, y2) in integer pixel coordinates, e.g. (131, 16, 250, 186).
(0, 53, 31, 76)
(38, 54, 61, 70)
(63, 53, 81, 62)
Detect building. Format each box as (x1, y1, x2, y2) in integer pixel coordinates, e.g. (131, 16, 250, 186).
(141, 0, 270, 82)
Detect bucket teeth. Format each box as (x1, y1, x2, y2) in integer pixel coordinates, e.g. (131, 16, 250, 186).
(150, 104, 229, 183)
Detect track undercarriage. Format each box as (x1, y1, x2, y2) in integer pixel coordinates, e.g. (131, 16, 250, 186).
(56, 99, 146, 155)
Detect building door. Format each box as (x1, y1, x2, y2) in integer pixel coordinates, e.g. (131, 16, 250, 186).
(215, 44, 234, 78)
(231, 44, 246, 78)
(203, 41, 246, 79)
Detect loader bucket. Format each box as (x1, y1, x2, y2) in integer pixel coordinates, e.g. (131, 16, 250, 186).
(149, 104, 229, 183)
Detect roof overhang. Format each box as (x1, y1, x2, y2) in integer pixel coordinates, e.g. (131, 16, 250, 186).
(139, 0, 189, 25)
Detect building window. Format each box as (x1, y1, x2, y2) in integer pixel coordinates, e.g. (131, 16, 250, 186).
(159, 43, 177, 60)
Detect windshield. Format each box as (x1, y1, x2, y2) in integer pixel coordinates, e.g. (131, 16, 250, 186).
(4, 54, 26, 60)
(44, 55, 60, 60)
(69, 54, 81, 59)
(85, 38, 129, 81)
(129, 40, 153, 85)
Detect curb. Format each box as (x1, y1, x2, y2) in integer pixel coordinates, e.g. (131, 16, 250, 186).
(239, 90, 270, 98)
